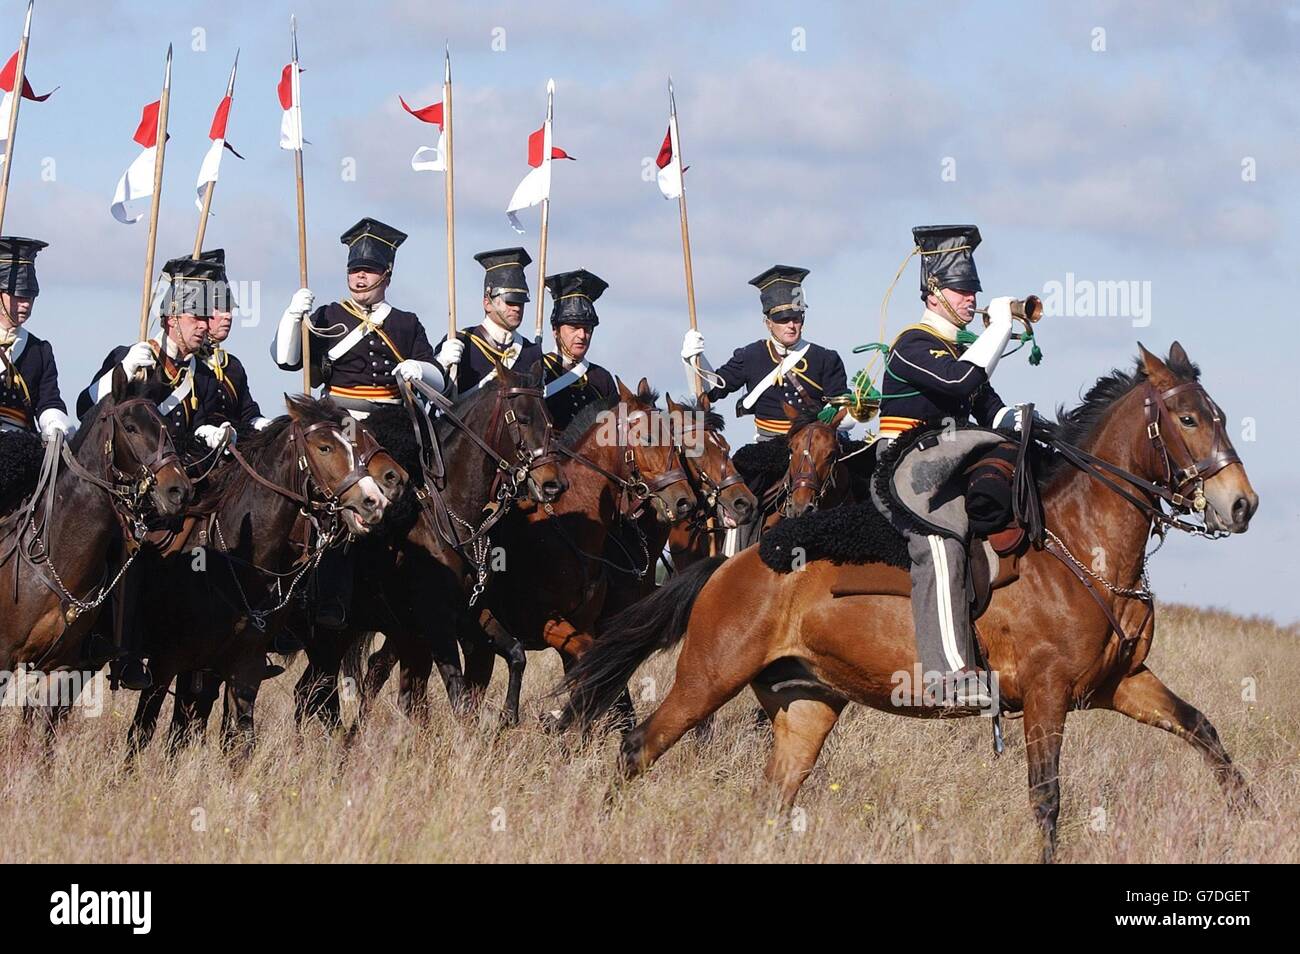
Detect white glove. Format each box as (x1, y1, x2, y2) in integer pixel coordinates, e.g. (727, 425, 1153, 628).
(435, 337, 465, 371)
(288, 288, 315, 316)
(121, 341, 157, 377)
(196, 422, 234, 449)
(38, 408, 70, 438)
(960, 296, 1015, 375)
(993, 404, 1023, 432)
(681, 329, 706, 361)
(251, 416, 272, 431)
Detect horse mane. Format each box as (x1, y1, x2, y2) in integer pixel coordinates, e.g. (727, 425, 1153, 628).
(784, 408, 824, 440)
(1035, 348, 1201, 488)
(672, 396, 725, 433)
(558, 381, 659, 450)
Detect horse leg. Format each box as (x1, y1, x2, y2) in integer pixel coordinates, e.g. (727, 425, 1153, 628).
(751, 684, 846, 811)
(361, 636, 398, 716)
(1022, 687, 1070, 864)
(220, 674, 259, 765)
(459, 623, 496, 712)
(477, 615, 525, 727)
(1092, 665, 1255, 808)
(395, 635, 434, 723)
(166, 671, 216, 755)
(295, 657, 342, 730)
(127, 680, 171, 760)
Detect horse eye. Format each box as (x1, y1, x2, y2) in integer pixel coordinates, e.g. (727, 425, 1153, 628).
(124, 423, 138, 434)
(318, 443, 332, 453)
(1179, 415, 1196, 428)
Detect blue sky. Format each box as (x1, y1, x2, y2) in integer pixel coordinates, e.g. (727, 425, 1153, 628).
(5, 0, 1298, 621)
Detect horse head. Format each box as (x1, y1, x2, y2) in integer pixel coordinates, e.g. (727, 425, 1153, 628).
(781, 405, 847, 518)
(284, 395, 388, 535)
(615, 376, 695, 525)
(1136, 342, 1257, 533)
(483, 357, 565, 504)
(665, 391, 756, 528)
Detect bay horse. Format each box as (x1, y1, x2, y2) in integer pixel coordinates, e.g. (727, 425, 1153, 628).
(290, 361, 565, 730)
(125, 395, 391, 758)
(365, 377, 698, 726)
(564, 343, 1259, 863)
(0, 365, 191, 731)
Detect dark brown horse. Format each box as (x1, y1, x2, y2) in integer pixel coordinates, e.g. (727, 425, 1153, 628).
(564, 343, 1259, 863)
(291, 362, 566, 730)
(0, 365, 192, 730)
(125, 395, 392, 757)
(365, 377, 697, 726)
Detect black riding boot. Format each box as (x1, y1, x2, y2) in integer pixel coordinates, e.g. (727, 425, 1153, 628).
(107, 563, 152, 691)
(313, 546, 354, 630)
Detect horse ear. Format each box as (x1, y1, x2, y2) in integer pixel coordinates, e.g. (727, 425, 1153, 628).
(1168, 340, 1191, 372)
(1137, 342, 1175, 388)
(637, 376, 651, 399)
(286, 393, 307, 422)
(615, 376, 635, 402)
(665, 392, 681, 414)
(697, 391, 711, 412)
(110, 362, 128, 402)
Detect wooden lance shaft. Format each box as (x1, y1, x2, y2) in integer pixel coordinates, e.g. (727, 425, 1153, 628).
(443, 50, 457, 382)
(138, 45, 171, 343)
(0, 1, 35, 239)
(193, 50, 238, 258)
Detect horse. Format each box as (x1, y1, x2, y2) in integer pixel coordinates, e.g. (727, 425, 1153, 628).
(365, 377, 698, 727)
(662, 393, 758, 571)
(0, 365, 192, 734)
(122, 395, 394, 758)
(289, 360, 566, 731)
(562, 343, 1259, 863)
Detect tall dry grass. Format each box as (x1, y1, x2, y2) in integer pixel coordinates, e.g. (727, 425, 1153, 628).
(1, 603, 1295, 863)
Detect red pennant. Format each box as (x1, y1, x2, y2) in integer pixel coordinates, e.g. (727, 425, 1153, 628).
(656, 126, 673, 169)
(0, 50, 53, 101)
(526, 125, 572, 167)
(399, 95, 443, 129)
(277, 64, 295, 110)
(209, 95, 232, 140)
(132, 101, 160, 148)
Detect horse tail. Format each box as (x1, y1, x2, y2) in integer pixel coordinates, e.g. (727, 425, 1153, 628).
(561, 555, 725, 727)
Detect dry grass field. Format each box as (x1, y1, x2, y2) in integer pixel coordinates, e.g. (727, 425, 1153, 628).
(1, 603, 1295, 863)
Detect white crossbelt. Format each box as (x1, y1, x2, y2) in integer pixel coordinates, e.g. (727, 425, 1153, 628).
(327, 323, 370, 362)
(470, 334, 528, 392)
(157, 368, 193, 417)
(543, 359, 589, 397)
(740, 344, 810, 410)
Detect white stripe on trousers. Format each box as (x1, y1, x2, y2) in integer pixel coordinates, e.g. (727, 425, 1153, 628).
(928, 535, 965, 670)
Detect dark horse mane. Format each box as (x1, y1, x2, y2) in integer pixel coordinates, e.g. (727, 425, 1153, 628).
(196, 395, 349, 515)
(671, 396, 725, 434)
(558, 381, 659, 450)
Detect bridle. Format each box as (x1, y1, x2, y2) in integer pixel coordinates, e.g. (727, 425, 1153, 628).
(228, 417, 373, 517)
(676, 421, 748, 525)
(559, 404, 691, 521)
(782, 422, 841, 516)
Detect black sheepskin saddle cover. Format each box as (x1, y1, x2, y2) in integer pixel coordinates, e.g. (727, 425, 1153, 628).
(0, 429, 44, 513)
(356, 405, 426, 531)
(732, 440, 791, 488)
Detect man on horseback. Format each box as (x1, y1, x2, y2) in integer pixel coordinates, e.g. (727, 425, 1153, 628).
(194, 249, 270, 435)
(272, 217, 446, 417)
(872, 225, 1024, 708)
(435, 247, 543, 394)
(533, 269, 615, 431)
(78, 254, 228, 455)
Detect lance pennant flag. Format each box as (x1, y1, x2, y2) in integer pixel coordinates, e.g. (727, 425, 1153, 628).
(111, 101, 161, 224)
(655, 123, 685, 199)
(0, 49, 55, 165)
(195, 96, 244, 212)
(506, 125, 572, 233)
(400, 95, 445, 172)
(278, 63, 303, 149)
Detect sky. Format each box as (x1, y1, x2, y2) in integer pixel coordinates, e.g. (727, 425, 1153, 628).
(3, 0, 1298, 622)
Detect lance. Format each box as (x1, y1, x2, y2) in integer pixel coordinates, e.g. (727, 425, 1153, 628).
(533, 79, 554, 343)
(137, 44, 171, 343)
(289, 15, 310, 393)
(193, 49, 237, 258)
(443, 46, 457, 382)
(667, 78, 702, 398)
(0, 0, 34, 238)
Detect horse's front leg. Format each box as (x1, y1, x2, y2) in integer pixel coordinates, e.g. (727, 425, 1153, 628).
(220, 668, 261, 765)
(1022, 685, 1070, 863)
(1090, 664, 1255, 809)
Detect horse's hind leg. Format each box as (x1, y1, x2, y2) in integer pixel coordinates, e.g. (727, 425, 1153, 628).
(396, 636, 434, 723)
(751, 684, 846, 811)
(167, 671, 218, 755)
(1092, 665, 1255, 808)
(220, 675, 259, 764)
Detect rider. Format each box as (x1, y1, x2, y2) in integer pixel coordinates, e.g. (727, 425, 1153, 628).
(272, 216, 446, 419)
(873, 225, 1024, 708)
(532, 269, 616, 431)
(193, 249, 270, 434)
(435, 247, 543, 394)
(78, 253, 235, 690)
(272, 217, 443, 629)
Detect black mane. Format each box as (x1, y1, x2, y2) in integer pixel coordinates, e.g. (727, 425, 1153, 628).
(672, 396, 725, 433)
(558, 382, 659, 449)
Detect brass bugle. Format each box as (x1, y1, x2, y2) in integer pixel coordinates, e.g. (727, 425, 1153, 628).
(976, 295, 1042, 325)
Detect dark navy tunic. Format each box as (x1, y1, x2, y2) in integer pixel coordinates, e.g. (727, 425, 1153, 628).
(436, 323, 543, 395)
(877, 322, 1007, 438)
(531, 352, 616, 432)
(78, 343, 222, 446)
(277, 302, 435, 404)
(704, 338, 847, 437)
(0, 329, 64, 431)
(198, 348, 265, 432)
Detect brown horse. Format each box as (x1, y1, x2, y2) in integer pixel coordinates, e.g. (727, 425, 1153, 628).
(775, 407, 854, 519)
(365, 378, 697, 726)
(564, 343, 1259, 863)
(0, 365, 192, 731)
(125, 396, 394, 758)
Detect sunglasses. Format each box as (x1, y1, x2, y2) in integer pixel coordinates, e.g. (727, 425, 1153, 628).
(768, 313, 805, 325)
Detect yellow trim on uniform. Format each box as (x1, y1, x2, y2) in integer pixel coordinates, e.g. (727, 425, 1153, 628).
(0, 405, 30, 427)
(896, 323, 959, 358)
(878, 415, 923, 437)
(755, 417, 793, 434)
(328, 383, 401, 400)
(543, 353, 587, 391)
(468, 332, 514, 361)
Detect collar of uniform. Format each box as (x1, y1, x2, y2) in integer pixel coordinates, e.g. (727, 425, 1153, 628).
(206, 347, 229, 371)
(480, 316, 518, 348)
(347, 299, 391, 325)
(0, 324, 17, 351)
(768, 335, 804, 358)
(155, 332, 196, 373)
(1, 325, 26, 359)
(919, 308, 963, 343)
